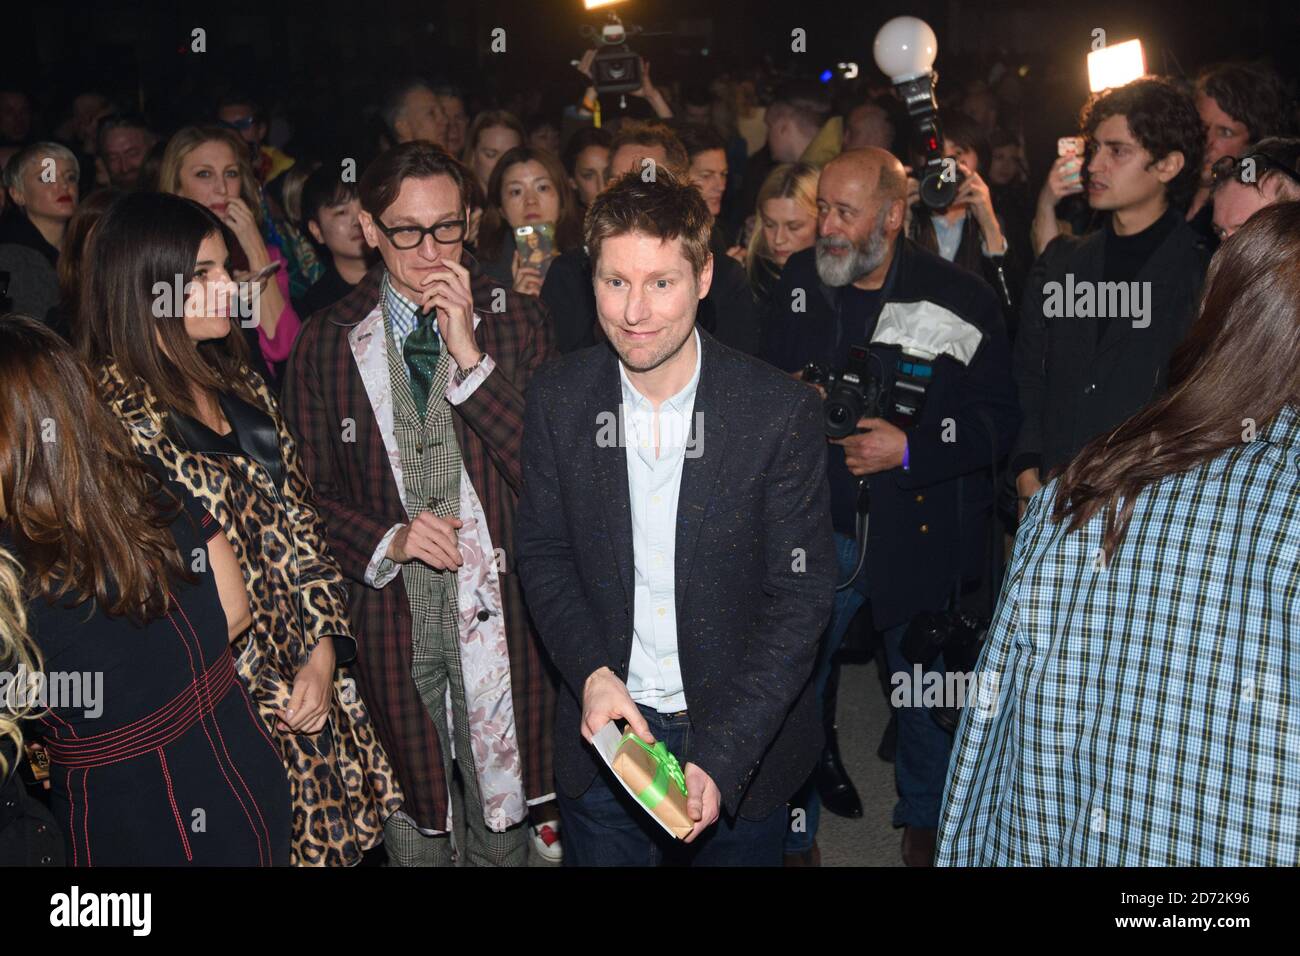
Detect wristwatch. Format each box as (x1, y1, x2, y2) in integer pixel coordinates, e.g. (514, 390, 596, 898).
(453, 354, 485, 385)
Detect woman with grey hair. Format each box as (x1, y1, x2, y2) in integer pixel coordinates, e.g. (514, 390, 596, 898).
(0, 142, 79, 320)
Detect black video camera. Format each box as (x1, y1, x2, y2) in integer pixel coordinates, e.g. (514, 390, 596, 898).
(803, 344, 931, 438)
(581, 14, 643, 96)
(893, 73, 962, 210)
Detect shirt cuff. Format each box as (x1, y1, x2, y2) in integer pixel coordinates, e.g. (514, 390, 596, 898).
(445, 353, 496, 405)
(365, 523, 405, 588)
(980, 233, 1008, 257)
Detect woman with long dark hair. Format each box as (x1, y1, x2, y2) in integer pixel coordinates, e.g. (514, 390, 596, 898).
(78, 191, 403, 866)
(0, 314, 290, 865)
(476, 145, 583, 296)
(938, 202, 1300, 866)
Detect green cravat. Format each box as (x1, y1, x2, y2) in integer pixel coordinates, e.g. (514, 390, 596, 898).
(403, 309, 441, 418)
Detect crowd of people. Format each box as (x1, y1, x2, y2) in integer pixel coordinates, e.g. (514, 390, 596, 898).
(1, 41, 1298, 868)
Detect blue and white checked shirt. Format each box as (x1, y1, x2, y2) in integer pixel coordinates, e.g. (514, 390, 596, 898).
(938, 403, 1300, 866)
(621, 329, 702, 714)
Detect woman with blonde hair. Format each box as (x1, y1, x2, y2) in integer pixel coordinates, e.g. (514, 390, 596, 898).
(744, 162, 820, 308)
(0, 540, 64, 866)
(159, 126, 302, 385)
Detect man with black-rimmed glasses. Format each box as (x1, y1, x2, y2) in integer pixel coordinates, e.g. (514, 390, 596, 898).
(281, 141, 559, 866)
(1210, 138, 1300, 240)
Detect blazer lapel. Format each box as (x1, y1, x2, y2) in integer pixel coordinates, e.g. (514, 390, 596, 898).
(347, 301, 406, 501)
(675, 332, 728, 614)
(594, 349, 634, 609)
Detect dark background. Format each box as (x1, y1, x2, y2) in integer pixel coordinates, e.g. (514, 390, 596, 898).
(5, 0, 1298, 163)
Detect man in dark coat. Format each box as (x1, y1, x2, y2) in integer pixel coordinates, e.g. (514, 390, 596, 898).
(282, 142, 556, 866)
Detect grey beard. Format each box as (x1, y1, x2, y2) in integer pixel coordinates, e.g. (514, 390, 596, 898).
(815, 212, 890, 287)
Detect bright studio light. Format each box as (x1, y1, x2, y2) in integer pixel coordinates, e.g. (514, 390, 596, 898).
(873, 16, 938, 82)
(1088, 39, 1146, 93)
(583, 0, 627, 9)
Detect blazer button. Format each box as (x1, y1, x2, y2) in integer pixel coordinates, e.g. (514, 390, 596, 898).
(919, 524, 929, 534)
(1083, 383, 1096, 395)
(477, 609, 490, 621)
(415, 442, 423, 454)
(41, 855, 53, 865)
(35, 823, 46, 834)
(914, 494, 924, 503)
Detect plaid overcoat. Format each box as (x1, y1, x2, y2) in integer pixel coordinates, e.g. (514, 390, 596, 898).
(281, 258, 558, 831)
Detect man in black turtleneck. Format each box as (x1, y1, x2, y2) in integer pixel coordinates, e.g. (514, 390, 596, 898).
(1012, 78, 1211, 512)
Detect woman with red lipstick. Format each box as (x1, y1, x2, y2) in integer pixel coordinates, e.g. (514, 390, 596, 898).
(0, 142, 80, 322)
(158, 126, 301, 387)
(477, 146, 582, 296)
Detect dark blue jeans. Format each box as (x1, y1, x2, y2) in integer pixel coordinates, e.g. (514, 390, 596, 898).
(785, 533, 867, 854)
(558, 705, 787, 866)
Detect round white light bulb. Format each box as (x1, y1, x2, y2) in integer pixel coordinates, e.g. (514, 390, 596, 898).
(873, 16, 938, 82)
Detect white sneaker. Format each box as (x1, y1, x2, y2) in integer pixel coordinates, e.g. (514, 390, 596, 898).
(532, 821, 563, 863)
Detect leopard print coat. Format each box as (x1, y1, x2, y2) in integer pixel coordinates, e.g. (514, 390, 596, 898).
(98, 361, 404, 866)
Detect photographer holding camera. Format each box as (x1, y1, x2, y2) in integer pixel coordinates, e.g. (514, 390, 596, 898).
(765, 147, 1019, 866)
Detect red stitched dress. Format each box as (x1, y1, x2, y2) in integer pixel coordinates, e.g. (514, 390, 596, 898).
(23, 482, 291, 866)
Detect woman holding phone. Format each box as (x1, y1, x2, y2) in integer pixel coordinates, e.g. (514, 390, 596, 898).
(476, 146, 582, 296)
(159, 125, 302, 386)
(0, 315, 290, 866)
(78, 192, 403, 866)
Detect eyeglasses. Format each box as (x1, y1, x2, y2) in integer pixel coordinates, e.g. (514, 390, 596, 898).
(219, 116, 258, 132)
(1212, 153, 1300, 189)
(374, 215, 468, 249)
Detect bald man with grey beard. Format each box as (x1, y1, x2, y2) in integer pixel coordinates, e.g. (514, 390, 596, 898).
(765, 145, 1019, 868)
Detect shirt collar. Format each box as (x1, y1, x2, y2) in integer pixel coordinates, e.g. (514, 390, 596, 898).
(381, 272, 422, 331)
(618, 327, 703, 415)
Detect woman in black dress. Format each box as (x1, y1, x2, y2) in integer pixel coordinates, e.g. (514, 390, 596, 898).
(0, 315, 290, 865)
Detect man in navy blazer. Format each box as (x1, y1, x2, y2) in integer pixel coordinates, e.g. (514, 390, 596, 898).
(516, 169, 837, 866)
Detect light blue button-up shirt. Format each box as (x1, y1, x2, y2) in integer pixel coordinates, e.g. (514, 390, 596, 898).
(620, 329, 702, 714)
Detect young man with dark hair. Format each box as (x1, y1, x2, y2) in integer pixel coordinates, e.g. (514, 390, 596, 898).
(281, 141, 558, 867)
(516, 168, 836, 866)
(298, 163, 374, 318)
(677, 122, 735, 254)
(1014, 77, 1211, 513)
(541, 122, 760, 355)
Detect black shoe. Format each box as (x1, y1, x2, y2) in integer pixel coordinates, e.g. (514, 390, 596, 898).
(816, 731, 863, 818)
(818, 657, 863, 818)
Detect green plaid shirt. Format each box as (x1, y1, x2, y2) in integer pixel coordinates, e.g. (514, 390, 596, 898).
(938, 404, 1300, 866)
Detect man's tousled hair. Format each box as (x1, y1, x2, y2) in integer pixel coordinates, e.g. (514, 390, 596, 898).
(584, 169, 712, 280)
(1081, 77, 1205, 211)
